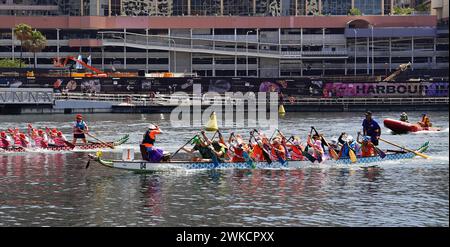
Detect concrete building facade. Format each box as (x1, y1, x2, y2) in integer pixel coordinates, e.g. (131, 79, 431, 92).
(0, 0, 448, 78)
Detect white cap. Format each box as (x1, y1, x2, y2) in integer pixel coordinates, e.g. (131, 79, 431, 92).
(346, 135, 354, 142)
(148, 124, 157, 130)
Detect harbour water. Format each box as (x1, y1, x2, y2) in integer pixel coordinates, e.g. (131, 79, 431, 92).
(0, 112, 448, 226)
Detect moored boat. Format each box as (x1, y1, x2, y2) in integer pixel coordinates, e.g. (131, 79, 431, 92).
(88, 142, 429, 172)
(0, 134, 129, 153)
(384, 118, 441, 133)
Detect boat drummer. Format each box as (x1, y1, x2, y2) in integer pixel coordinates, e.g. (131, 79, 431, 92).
(72, 114, 89, 145)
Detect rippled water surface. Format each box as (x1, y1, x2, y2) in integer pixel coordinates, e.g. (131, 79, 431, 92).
(0, 112, 448, 226)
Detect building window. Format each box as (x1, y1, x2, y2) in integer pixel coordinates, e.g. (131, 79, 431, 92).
(223, 0, 253, 16)
(305, 0, 320, 15)
(121, 0, 173, 16)
(255, 0, 281, 16)
(191, 0, 221, 16)
(322, 0, 351, 15)
(173, 0, 189, 15)
(354, 0, 382, 15)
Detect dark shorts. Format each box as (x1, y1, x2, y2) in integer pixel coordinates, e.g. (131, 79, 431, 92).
(371, 137, 379, 146)
(73, 133, 86, 139)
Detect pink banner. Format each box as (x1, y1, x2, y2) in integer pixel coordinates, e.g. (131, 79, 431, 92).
(323, 82, 449, 97)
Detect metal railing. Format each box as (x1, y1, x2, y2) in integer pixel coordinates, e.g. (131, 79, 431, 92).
(54, 92, 449, 107)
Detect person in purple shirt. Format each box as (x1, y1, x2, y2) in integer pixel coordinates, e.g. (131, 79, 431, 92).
(362, 111, 381, 146)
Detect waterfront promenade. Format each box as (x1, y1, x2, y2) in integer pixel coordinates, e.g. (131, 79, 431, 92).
(1, 89, 448, 114)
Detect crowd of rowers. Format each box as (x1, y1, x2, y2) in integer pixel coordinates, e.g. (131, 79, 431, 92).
(140, 111, 383, 163)
(0, 114, 89, 150)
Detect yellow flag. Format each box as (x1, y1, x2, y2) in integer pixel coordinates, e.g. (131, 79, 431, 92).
(205, 111, 219, 132)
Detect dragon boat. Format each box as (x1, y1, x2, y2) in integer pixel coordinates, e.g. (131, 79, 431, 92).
(0, 134, 129, 153)
(87, 142, 429, 173)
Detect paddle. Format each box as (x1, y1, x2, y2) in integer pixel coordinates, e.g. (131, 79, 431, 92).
(84, 131, 114, 149)
(379, 137, 430, 159)
(278, 131, 316, 163)
(345, 142, 357, 163)
(170, 135, 198, 159)
(250, 130, 272, 164)
(311, 127, 339, 160)
(209, 148, 220, 168)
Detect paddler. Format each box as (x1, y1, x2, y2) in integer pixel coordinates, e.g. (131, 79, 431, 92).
(338, 133, 359, 158)
(306, 133, 324, 162)
(249, 130, 269, 162)
(357, 133, 377, 157)
(53, 131, 68, 147)
(418, 113, 432, 128)
(199, 131, 228, 162)
(0, 131, 12, 149)
(228, 133, 246, 162)
(182, 134, 213, 162)
(362, 111, 381, 146)
(286, 136, 305, 161)
(18, 133, 31, 148)
(34, 129, 49, 148)
(249, 135, 265, 162)
(400, 112, 409, 122)
(140, 124, 166, 162)
(72, 114, 89, 145)
(270, 137, 286, 161)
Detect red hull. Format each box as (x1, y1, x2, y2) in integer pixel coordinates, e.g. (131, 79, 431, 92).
(383, 118, 440, 133)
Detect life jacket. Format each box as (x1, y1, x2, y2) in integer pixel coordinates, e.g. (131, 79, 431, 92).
(142, 129, 156, 147)
(73, 120, 87, 134)
(13, 135, 22, 146)
(231, 145, 245, 162)
(271, 144, 286, 161)
(421, 116, 431, 127)
(251, 144, 264, 161)
(361, 142, 376, 157)
(290, 145, 304, 161)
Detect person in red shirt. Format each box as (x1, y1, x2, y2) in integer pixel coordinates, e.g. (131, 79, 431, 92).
(287, 137, 305, 161)
(228, 133, 246, 163)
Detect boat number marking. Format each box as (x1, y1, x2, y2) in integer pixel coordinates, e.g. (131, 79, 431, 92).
(140, 163, 146, 170)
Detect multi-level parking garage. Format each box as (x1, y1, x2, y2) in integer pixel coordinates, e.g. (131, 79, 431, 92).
(0, 1, 448, 78)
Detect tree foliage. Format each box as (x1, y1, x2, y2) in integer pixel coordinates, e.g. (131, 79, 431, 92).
(348, 8, 362, 16)
(393, 6, 414, 15)
(0, 58, 26, 68)
(23, 30, 47, 70)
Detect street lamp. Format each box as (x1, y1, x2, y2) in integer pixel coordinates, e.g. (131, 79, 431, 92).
(370, 24, 374, 76)
(353, 29, 357, 76)
(168, 38, 177, 73)
(246, 30, 255, 77)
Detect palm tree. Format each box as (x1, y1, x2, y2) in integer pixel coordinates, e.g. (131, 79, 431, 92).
(13, 24, 32, 68)
(23, 30, 47, 71)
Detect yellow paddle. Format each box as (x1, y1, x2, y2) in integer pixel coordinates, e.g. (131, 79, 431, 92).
(347, 143, 357, 163)
(379, 138, 430, 159)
